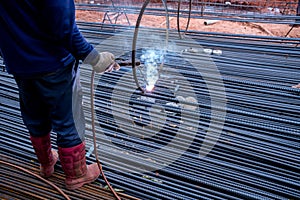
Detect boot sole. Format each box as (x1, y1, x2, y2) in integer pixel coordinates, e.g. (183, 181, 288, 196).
(65, 163, 100, 190)
(66, 175, 99, 190)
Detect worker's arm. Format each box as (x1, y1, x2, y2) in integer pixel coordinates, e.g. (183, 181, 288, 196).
(71, 23, 120, 73)
(40, 0, 91, 59)
(70, 24, 120, 73)
(41, 0, 119, 73)
(40, 0, 74, 45)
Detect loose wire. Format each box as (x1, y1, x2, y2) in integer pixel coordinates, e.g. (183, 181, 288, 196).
(90, 70, 121, 200)
(177, 0, 193, 39)
(0, 159, 71, 200)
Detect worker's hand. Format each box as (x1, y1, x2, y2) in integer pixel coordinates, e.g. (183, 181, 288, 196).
(83, 50, 120, 73)
(93, 52, 120, 73)
(104, 61, 121, 73)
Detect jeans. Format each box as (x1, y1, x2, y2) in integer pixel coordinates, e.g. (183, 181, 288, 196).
(14, 61, 85, 148)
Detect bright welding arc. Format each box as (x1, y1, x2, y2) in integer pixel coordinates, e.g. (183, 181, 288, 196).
(132, 0, 169, 93)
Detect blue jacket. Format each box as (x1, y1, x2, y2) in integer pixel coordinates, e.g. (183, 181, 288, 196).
(0, 0, 93, 76)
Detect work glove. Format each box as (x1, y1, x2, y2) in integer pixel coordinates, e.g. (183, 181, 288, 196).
(84, 49, 120, 73)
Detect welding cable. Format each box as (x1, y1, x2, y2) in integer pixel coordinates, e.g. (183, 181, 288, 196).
(177, 0, 182, 39)
(132, 0, 150, 92)
(177, 0, 192, 39)
(132, 0, 169, 93)
(90, 70, 121, 200)
(0, 159, 71, 200)
(185, 0, 192, 34)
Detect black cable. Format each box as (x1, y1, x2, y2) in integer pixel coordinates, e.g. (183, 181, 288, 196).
(132, 0, 169, 93)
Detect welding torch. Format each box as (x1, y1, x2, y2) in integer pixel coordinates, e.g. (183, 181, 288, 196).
(116, 58, 140, 67)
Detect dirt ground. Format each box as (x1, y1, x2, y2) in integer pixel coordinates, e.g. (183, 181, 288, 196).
(76, 10, 300, 38)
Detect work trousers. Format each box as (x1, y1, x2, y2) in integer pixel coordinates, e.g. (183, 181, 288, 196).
(14, 61, 85, 148)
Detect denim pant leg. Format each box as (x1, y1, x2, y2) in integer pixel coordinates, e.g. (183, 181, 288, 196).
(49, 62, 85, 147)
(15, 77, 52, 137)
(14, 62, 85, 148)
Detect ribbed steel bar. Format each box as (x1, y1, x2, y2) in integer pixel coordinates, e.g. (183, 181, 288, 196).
(0, 152, 138, 200)
(76, 21, 300, 44)
(75, 3, 300, 24)
(75, 21, 300, 49)
(1, 21, 300, 199)
(84, 22, 297, 199)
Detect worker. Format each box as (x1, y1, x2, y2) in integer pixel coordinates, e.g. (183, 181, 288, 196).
(0, 1, 120, 190)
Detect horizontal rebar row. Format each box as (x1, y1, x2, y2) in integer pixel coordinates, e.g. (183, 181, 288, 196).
(0, 152, 138, 200)
(75, 3, 300, 24)
(0, 23, 299, 200)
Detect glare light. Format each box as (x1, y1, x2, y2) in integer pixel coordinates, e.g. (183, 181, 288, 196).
(146, 84, 155, 92)
(140, 49, 162, 93)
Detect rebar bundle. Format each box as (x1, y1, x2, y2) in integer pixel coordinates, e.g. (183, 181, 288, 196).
(75, 2, 300, 24)
(0, 22, 299, 200)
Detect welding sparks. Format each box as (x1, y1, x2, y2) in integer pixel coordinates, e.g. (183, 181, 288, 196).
(140, 49, 164, 92)
(146, 84, 155, 92)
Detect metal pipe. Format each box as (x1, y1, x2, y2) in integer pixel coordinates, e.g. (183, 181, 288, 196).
(204, 20, 220, 25)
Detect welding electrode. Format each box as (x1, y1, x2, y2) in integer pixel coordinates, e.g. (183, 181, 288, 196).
(116, 58, 141, 67)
